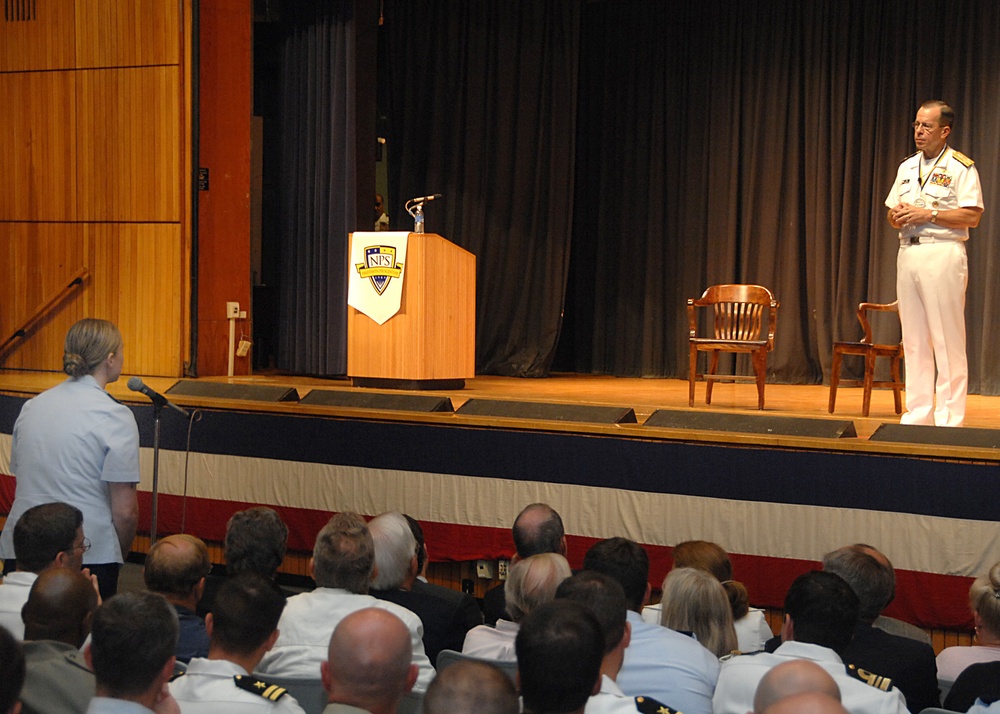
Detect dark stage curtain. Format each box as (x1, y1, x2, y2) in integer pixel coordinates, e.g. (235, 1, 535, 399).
(275, 4, 359, 375)
(382, 0, 1000, 393)
(383, 2, 581, 376)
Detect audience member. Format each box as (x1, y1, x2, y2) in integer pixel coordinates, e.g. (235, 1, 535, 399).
(19, 568, 99, 714)
(401, 516, 482, 627)
(169, 572, 305, 713)
(320, 608, 417, 714)
(462, 552, 571, 661)
(0, 625, 25, 714)
(713, 570, 907, 714)
(144, 534, 213, 663)
(483, 503, 567, 625)
(516, 600, 604, 714)
(944, 660, 1000, 712)
(369, 512, 481, 665)
(643, 540, 772, 652)
(850, 544, 932, 647)
(937, 562, 1000, 683)
(659, 567, 737, 658)
(84, 591, 180, 714)
(0, 503, 86, 639)
(583, 537, 719, 714)
(822, 544, 940, 712)
(423, 659, 517, 714)
(556, 571, 676, 714)
(752, 660, 842, 713)
(199, 507, 292, 617)
(256, 512, 434, 691)
(763, 692, 851, 714)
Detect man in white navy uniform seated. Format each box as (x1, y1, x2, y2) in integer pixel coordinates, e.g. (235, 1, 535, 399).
(169, 572, 305, 713)
(713, 571, 908, 714)
(256, 512, 434, 691)
(885, 99, 984, 427)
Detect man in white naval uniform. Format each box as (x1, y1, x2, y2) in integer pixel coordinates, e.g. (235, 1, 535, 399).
(169, 572, 306, 713)
(713, 571, 908, 714)
(256, 512, 435, 691)
(583, 538, 719, 714)
(885, 99, 984, 427)
(555, 572, 678, 714)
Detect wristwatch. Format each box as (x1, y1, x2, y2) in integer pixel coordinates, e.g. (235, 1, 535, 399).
(931, 210, 939, 223)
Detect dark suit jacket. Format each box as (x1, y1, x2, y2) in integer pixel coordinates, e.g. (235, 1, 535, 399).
(944, 661, 1000, 711)
(372, 580, 483, 666)
(482, 583, 508, 626)
(842, 623, 940, 714)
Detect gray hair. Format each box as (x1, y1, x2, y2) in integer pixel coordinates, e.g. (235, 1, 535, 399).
(369, 512, 417, 590)
(660, 567, 737, 657)
(63, 318, 122, 378)
(313, 512, 375, 593)
(504, 552, 571, 622)
(821, 546, 894, 623)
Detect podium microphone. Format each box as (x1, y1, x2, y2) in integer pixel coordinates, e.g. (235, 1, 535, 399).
(409, 193, 442, 204)
(127, 377, 190, 417)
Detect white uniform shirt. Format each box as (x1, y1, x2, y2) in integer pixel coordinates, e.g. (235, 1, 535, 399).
(169, 657, 307, 713)
(712, 641, 909, 714)
(616, 611, 719, 714)
(586, 675, 644, 714)
(0, 571, 37, 639)
(85, 698, 154, 714)
(884, 147, 983, 242)
(255, 588, 435, 692)
(0, 376, 140, 565)
(461, 619, 519, 661)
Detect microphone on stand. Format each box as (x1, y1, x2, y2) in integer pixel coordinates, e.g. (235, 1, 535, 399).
(405, 194, 442, 234)
(127, 377, 190, 417)
(409, 193, 443, 204)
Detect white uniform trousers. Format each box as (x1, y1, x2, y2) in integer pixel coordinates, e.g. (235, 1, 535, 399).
(896, 240, 968, 427)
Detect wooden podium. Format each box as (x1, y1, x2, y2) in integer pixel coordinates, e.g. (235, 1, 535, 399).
(347, 232, 476, 389)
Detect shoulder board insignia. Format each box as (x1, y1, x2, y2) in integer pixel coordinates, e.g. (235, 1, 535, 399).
(169, 670, 185, 683)
(905, 150, 920, 161)
(951, 150, 974, 168)
(234, 674, 288, 701)
(635, 695, 681, 714)
(845, 663, 893, 691)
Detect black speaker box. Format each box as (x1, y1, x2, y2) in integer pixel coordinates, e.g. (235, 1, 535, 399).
(643, 409, 857, 438)
(456, 399, 637, 424)
(869, 423, 1000, 448)
(300, 389, 454, 413)
(166, 380, 299, 402)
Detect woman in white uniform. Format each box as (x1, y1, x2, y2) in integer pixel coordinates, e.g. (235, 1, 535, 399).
(0, 318, 140, 600)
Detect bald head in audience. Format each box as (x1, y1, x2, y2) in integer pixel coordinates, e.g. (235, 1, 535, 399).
(753, 660, 841, 714)
(761, 692, 850, 714)
(512, 503, 567, 560)
(22, 568, 98, 647)
(321, 607, 418, 714)
(423, 660, 518, 714)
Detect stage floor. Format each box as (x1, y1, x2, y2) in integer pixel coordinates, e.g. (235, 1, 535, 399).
(2, 369, 999, 443)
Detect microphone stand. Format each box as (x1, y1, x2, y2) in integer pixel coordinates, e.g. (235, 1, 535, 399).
(150, 398, 164, 546)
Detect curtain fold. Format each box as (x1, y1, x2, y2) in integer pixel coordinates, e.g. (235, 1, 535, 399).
(276, 4, 357, 375)
(384, 1, 581, 376)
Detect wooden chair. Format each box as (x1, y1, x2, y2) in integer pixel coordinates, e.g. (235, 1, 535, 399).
(688, 285, 779, 410)
(828, 300, 904, 417)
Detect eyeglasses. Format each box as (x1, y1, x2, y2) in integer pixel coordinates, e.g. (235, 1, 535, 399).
(912, 121, 939, 132)
(70, 537, 92, 554)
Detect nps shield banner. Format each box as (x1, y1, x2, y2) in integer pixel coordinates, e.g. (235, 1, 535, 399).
(347, 231, 409, 325)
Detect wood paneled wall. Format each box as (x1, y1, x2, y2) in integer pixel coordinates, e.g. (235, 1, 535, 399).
(0, 0, 191, 377)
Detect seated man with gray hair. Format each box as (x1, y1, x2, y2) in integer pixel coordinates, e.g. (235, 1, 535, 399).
(369, 512, 481, 665)
(256, 512, 435, 691)
(462, 552, 572, 661)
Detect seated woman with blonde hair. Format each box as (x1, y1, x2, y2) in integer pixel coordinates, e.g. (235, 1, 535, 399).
(643, 540, 772, 652)
(659, 567, 738, 658)
(937, 562, 1000, 682)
